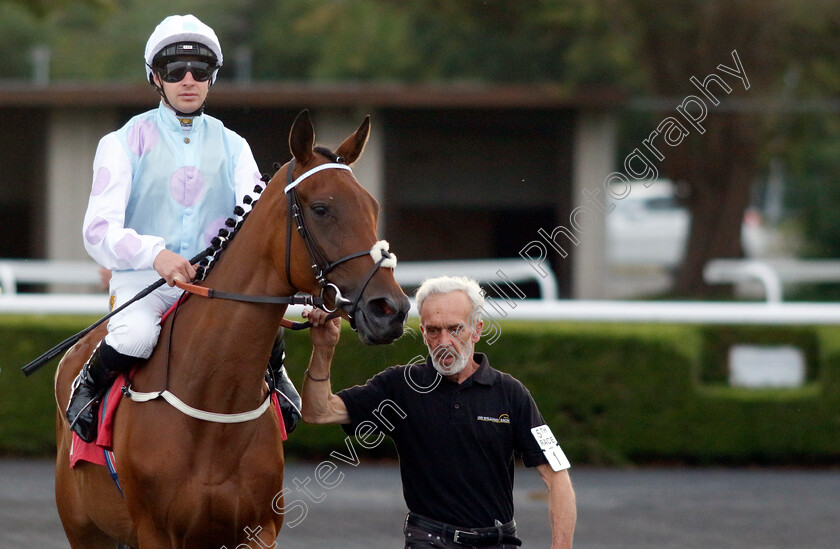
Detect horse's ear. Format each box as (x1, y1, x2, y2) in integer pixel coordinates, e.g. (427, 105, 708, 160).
(335, 116, 370, 165)
(289, 109, 314, 165)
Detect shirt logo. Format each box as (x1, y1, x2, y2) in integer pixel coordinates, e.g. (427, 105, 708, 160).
(476, 413, 510, 424)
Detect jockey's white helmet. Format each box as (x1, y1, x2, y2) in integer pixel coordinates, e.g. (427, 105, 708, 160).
(144, 14, 223, 84)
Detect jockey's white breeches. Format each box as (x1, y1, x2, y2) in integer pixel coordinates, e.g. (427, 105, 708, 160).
(104, 269, 184, 359)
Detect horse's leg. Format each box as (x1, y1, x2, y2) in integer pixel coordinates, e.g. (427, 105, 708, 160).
(130, 513, 279, 548)
(56, 426, 116, 548)
(134, 521, 178, 549)
(56, 348, 111, 549)
(55, 330, 137, 548)
(256, 523, 280, 548)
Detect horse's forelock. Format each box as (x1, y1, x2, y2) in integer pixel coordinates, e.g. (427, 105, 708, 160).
(313, 146, 344, 164)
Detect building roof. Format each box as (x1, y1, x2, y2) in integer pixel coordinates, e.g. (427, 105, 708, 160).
(0, 81, 622, 110)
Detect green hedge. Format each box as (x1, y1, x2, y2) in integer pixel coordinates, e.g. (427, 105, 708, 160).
(2, 315, 839, 465)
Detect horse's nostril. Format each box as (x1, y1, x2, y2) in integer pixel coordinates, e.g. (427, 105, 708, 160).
(369, 298, 389, 318)
(368, 297, 404, 320)
(356, 295, 409, 344)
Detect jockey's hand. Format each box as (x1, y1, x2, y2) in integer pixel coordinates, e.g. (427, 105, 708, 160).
(304, 307, 341, 349)
(153, 249, 197, 287)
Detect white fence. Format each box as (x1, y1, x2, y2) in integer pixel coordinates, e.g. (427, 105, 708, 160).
(704, 258, 840, 303)
(0, 259, 103, 294)
(0, 257, 558, 315)
(2, 258, 840, 325)
(4, 294, 840, 325)
(0, 259, 106, 315)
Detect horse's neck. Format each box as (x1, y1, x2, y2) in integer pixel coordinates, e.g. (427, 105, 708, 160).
(161, 200, 293, 410)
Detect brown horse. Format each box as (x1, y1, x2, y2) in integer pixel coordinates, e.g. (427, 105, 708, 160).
(54, 110, 410, 548)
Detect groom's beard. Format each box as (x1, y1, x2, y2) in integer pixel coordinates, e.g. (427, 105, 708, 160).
(428, 342, 470, 376)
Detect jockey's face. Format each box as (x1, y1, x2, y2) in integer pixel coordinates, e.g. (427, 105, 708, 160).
(153, 59, 211, 114)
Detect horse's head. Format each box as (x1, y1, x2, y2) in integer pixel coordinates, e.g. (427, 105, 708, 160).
(278, 110, 410, 344)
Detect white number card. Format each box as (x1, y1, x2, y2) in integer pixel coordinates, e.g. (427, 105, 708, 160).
(531, 425, 571, 471)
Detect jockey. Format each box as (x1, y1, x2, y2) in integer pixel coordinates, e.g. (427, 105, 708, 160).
(67, 14, 301, 442)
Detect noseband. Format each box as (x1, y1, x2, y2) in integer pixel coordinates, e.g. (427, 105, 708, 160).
(284, 158, 397, 321)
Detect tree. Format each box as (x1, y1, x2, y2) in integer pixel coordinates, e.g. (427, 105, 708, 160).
(6, 0, 840, 298)
(602, 0, 840, 296)
(0, 0, 112, 18)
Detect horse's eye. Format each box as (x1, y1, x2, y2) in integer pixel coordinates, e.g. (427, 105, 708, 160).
(312, 205, 329, 217)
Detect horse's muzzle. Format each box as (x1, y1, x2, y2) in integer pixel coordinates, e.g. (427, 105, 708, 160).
(352, 294, 410, 345)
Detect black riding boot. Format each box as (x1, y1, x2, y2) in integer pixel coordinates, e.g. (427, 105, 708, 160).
(66, 342, 141, 443)
(266, 329, 302, 434)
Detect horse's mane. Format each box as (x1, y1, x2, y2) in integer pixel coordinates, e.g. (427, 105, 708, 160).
(194, 178, 267, 281)
(195, 146, 345, 281)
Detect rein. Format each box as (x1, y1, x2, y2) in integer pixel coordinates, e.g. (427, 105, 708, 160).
(173, 280, 323, 306)
(172, 279, 330, 331)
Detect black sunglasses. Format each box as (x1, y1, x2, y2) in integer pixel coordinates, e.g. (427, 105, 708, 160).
(158, 60, 216, 83)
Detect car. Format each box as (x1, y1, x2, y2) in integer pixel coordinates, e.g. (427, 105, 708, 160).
(606, 180, 766, 267)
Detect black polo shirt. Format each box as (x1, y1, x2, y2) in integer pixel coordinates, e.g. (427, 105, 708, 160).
(337, 353, 557, 527)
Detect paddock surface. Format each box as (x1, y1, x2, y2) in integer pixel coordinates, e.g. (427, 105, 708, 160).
(1, 458, 838, 548)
